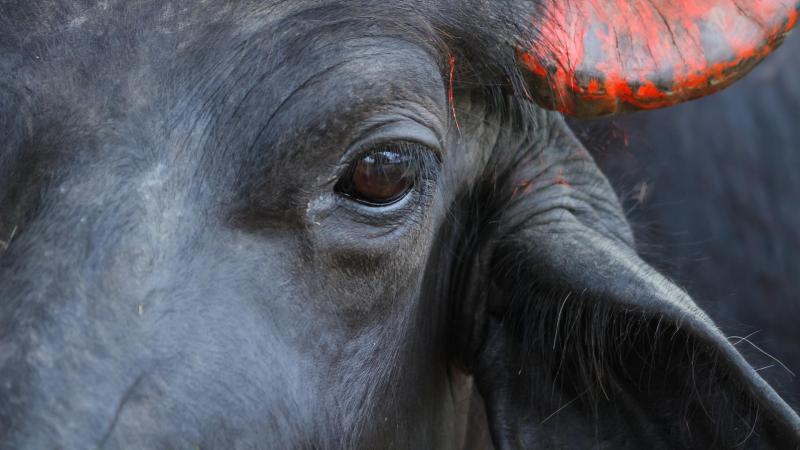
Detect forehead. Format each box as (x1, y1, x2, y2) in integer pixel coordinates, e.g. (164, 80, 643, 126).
(0, 0, 448, 169)
(2, 1, 443, 82)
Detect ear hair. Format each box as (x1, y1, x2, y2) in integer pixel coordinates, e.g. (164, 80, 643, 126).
(493, 282, 761, 445)
(473, 227, 800, 448)
(441, 89, 798, 446)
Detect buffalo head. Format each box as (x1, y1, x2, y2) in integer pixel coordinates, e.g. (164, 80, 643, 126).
(0, 0, 798, 448)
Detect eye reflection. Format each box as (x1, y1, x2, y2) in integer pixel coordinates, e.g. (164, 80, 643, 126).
(337, 149, 415, 206)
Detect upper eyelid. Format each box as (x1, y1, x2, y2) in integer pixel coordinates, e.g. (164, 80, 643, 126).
(382, 106, 447, 150)
(336, 121, 442, 170)
(335, 140, 441, 181)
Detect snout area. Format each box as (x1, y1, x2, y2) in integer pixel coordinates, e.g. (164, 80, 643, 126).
(0, 254, 318, 449)
(0, 176, 317, 449)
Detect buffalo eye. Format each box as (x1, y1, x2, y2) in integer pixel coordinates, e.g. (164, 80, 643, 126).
(336, 147, 416, 206)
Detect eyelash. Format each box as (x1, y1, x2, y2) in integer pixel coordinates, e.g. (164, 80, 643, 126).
(353, 141, 439, 175)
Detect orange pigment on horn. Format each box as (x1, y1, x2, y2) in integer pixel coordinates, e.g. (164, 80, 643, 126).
(519, 0, 800, 116)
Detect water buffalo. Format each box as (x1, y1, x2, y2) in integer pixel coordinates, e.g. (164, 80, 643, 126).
(1, 1, 799, 448)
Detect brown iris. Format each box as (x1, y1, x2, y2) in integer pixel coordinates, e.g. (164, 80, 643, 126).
(337, 150, 415, 205)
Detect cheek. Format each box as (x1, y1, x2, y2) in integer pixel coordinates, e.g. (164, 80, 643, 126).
(299, 208, 438, 329)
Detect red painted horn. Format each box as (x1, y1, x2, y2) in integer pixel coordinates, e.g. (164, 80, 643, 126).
(519, 0, 799, 117)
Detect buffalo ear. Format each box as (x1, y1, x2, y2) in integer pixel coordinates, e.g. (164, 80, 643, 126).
(471, 216, 800, 448)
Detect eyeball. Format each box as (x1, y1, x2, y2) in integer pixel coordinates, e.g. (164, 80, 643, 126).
(336, 148, 415, 206)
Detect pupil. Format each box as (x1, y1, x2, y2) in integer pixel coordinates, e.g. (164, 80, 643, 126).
(350, 151, 413, 204)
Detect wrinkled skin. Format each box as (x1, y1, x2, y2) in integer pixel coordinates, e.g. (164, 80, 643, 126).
(1, 1, 799, 449)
